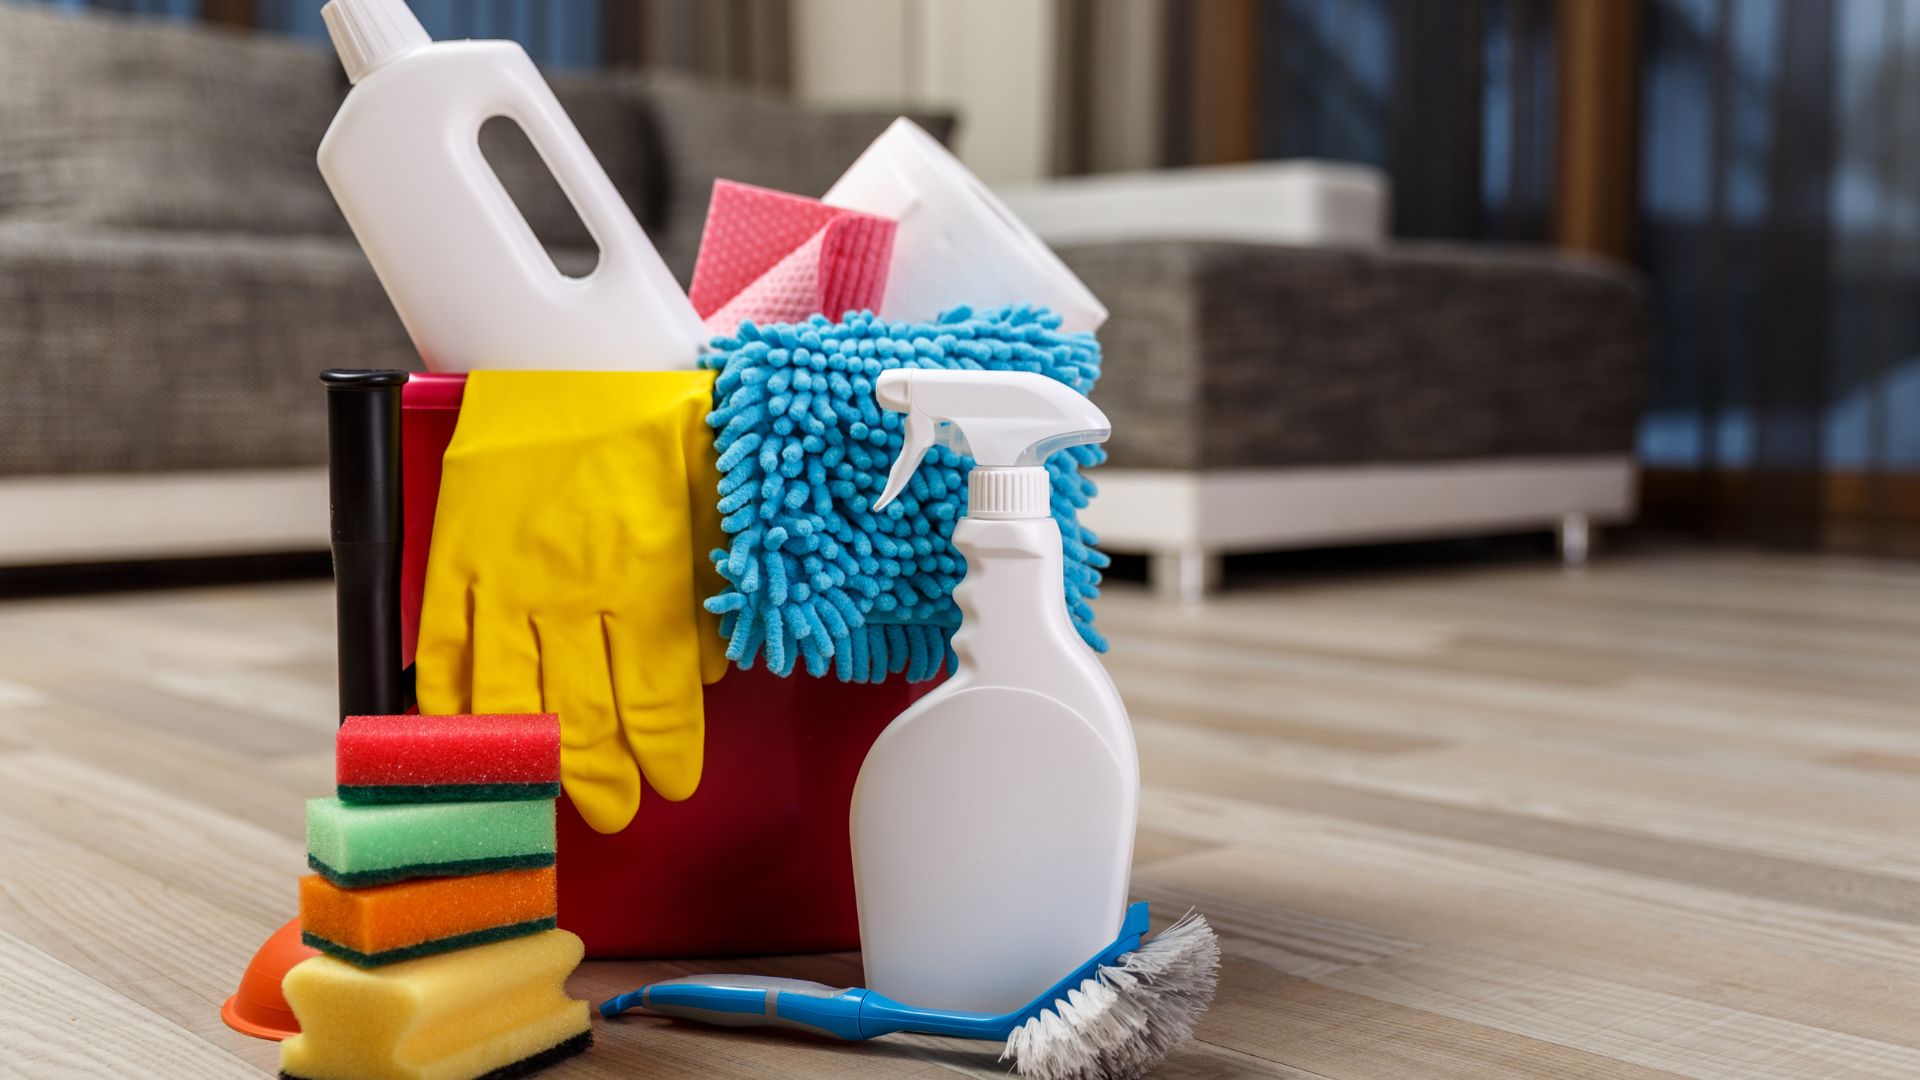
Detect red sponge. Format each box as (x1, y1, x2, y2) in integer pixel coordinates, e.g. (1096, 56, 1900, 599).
(337, 714, 560, 804)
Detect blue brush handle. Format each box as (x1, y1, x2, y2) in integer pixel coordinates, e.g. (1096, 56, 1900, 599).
(601, 902, 1154, 1044)
(600, 975, 1005, 1041)
(602, 976, 872, 1039)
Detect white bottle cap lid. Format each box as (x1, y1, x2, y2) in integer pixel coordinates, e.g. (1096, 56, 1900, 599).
(967, 467, 1050, 520)
(322, 0, 430, 84)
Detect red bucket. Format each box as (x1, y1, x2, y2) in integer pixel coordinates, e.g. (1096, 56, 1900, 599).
(400, 374, 932, 957)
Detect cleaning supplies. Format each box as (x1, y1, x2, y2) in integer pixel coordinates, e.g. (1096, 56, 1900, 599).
(700, 306, 1110, 682)
(281, 710, 587, 1078)
(279, 929, 592, 1080)
(390, 372, 935, 958)
(321, 370, 410, 722)
(413, 370, 728, 834)
(299, 867, 558, 966)
(306, 797, 557, 886)
(316, 0, 703, 372)
(222, 918, 320, 1040)
(689, 180, 896, 334)
(853, 369, 1136, 1014)
(336, 713, 561, 803)
(823, 119, 1108, 333)
(601, 902, 1219, 1080)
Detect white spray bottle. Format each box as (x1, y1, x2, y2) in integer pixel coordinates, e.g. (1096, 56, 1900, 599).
(316, 0, 705, 372)
(852, 370, 1137, 1014)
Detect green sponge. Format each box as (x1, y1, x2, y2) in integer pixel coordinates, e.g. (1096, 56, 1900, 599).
(305, 797, 556, 888)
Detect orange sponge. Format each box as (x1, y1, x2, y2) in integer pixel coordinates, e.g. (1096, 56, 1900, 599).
(300, 867, 557, 967)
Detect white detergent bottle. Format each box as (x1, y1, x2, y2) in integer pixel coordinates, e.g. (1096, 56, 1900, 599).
(316, 0, 705, 372)
(852, 370, 1137, 1014)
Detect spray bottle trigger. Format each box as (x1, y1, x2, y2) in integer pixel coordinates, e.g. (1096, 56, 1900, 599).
(936, 420, 970, 457)
(873, 409, 933, 512)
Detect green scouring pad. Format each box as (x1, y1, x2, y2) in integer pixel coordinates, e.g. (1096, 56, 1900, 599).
(305, 797, 556, 888)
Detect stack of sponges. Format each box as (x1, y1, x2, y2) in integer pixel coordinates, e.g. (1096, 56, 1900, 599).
(281, 714, 591, 1080)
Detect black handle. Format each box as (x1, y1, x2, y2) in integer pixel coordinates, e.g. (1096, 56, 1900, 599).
(321, 369, 408, 724)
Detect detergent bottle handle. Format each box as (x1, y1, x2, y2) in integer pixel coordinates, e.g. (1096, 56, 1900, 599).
(491, 78, 624, 272)
(490, 67, 700, 341)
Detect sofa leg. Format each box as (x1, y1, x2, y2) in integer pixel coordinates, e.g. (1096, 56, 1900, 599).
(1151, 547, 1221, 604)
(1558, 512, 1591, 570)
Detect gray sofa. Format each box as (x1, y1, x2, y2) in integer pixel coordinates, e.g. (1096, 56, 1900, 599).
(0, 3, 1645, 587)
(0, 2, 946, 565)
(1064, 240, 1646, 595)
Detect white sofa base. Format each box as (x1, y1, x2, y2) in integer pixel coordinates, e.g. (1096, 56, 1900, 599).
(998, 160, 1389, 247)
(0, 458, 1636, 599)
(1080, 457, 1638, 601)
(0, 468, 329, 568)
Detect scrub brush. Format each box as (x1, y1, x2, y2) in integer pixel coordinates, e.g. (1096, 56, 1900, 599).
(600, 902, 1219, 1080)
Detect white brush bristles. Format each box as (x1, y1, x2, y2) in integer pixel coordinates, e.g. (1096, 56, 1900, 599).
(1001, 911, 1221, 1080)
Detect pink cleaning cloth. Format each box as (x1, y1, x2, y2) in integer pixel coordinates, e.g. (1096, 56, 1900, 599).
(690, 181, 896, 334)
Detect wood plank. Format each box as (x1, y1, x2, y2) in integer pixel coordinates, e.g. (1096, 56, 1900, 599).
(1142, 730, 1920, 881)
(0, 553, 1916, 1077)
(0, 843, 288, 1073)
(0, 752, 304, 927)
(1141, 749, 1920, 923)
(0, 702, 321, 844)
(0, 928, 259, 1078)
(1132, 838, 1920, 1050)
(1322, 950, 1920, 1079)
(1111, 642, 1920, 759)
(1138, 794, 1920, 979)
(1197, 959, 1688, 1080)
(1828, 750, 1920, 778)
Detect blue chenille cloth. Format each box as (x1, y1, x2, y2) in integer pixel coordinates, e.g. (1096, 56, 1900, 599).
(699, 305, 1110, 682)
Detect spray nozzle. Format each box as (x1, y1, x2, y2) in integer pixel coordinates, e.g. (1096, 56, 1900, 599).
(872, 370, 1110, 519)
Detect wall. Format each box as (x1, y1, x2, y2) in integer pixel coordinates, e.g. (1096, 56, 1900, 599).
(789, 0, 1057, 184)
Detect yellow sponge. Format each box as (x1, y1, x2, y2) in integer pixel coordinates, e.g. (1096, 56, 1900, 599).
(279, 929, 590, 1080)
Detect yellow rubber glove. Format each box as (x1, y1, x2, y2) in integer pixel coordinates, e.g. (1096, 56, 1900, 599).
(415, 371, 727, 834)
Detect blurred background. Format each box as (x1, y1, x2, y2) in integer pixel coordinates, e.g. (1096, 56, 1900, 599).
(6, 9, 1918, 1074)
(1, 0, 1915, 588)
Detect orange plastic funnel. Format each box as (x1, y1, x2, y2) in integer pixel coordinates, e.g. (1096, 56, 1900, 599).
(221, 916, 317, 1041)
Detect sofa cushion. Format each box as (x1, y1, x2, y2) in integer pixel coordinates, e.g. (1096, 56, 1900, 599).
(0, 2, 349, 237)
(625, 72, 956, 283)
(1060, 241, 1647, 471)
(0, 224, 416, 476)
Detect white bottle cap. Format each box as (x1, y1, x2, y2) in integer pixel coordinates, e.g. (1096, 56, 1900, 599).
(967, 467, 1050, 520)
(322, 0, 430, 84)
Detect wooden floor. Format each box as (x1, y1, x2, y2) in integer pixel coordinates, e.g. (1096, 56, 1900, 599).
(2, 550, 1919, 1078)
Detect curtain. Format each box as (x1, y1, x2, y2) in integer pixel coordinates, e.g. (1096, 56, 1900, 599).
(1057, 0, 1918, 553)
(32, 0, 792, 81)
(600, 0, 791, 91)
(1639, 0, 1919, 553)
(255, 0, 606, 69)
(1053, 0, 1558, 242)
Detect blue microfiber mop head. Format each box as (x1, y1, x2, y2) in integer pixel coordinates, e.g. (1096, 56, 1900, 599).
(700, 305, 1110, 682)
